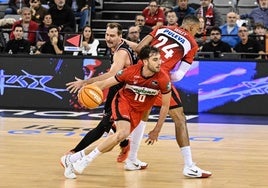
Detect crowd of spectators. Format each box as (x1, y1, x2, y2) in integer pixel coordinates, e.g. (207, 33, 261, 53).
(0, 0, 267, 59)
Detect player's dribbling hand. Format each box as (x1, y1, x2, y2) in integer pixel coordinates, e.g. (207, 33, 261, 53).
(66, 77, 84, 93)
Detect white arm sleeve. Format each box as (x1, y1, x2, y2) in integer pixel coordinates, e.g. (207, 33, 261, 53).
(170, 61, 191, 82)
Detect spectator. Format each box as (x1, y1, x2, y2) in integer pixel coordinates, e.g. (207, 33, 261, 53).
(195, 17, 208, 50)
(173, 0, 195, 26)
(4, 24, 31, 54)
(48, 0, 76, 33)
(240, 0, 268, 29)
(5, 0, 30, 15)
(29, 0, 48, 25)
(195, 0, 223, 31)
(36, 13, 53, 50)
(142, 0, 165, 29)
(80, 25, 99, 56)
(251, 22, 267, 52)
(201, 26, 232, 58)
(165, 10, 178, 26)
(36, 25, 64, 54)
(126, 25, 140, 43)
(10, 7, 39, 45)
(220, 12, 241, 49)
(234, 26, 264, 59)
(66, 0, 90, 32)
(134, 14, 152, 40)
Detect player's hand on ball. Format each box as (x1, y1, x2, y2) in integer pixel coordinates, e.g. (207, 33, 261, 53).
(66, 77, 84, 93)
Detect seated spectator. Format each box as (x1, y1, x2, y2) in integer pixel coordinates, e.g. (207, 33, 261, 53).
(126, 25, 140, 43)
(142, 0, 165, 29)
(240, 0, 268, 29)
(251, 22, 267, 52)
(4, 24, 31, 54)
(5, 0, 30, 15)
(201, 26, 232, 58)
(10, 7, 39, 45)
(195, 17, 208, 50)
(173, 0, 195, 26)
(66, 0, 90, 32)
(80, 25, 99, 56)
(220, 12, 241, 49)
(36, 13, 53, 50)
(48, 0, 76, 33)
(195, 0, 223, 31)
(29, 0, 48, 25)
(165, 10, 178, 26)
(234, 26, 264, 59)
(36, 25, 63, 54)
(134, 14, 152, 40)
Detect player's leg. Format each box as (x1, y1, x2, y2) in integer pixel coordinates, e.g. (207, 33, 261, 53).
(168, 87, 211, 178)
(124, 110, 150, 170)
(60, 113, 113, 179)
(70, 112, 113, 153)
(73, 120, 132, 174)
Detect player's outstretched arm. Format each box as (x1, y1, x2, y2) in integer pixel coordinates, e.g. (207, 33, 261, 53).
(145, 91, 171, 145)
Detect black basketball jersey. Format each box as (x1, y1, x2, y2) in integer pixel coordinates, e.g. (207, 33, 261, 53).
(104, 40, 138, 113)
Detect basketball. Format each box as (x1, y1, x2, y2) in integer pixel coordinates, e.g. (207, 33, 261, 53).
(78, 84, 103, 109)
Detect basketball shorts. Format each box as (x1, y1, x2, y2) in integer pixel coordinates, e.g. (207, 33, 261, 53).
(154, 85, 182, 109)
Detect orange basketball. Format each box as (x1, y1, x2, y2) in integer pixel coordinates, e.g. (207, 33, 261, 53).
(78, 84, 103, 109)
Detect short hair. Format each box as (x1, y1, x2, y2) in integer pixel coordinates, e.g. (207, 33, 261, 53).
(209, 26, 222, 35)
(107, 22, 123, 36)
(48, 25, 58, 32)
(13, 24, 23, 31)
(254, 22, 266, 30)
(139, 45, 159, 60)
(182, 15, 200, 25)
(21, 7, 31, 14)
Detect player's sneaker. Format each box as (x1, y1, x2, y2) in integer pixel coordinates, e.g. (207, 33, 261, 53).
(73, 156, 91, 174)
(183, 163, 212, 178)
(124, 159, 148, 171)
(117, 140, 130, 163)
(60, 155, 76, 179)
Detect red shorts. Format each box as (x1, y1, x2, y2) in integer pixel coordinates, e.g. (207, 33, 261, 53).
(154, 85, 182, 109)
(111, 94, 142, 132)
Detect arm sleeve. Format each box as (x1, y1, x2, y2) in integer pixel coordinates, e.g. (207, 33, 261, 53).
(170, 61, 191, 82)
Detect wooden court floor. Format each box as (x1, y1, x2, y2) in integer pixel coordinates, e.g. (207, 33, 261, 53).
(0, 113, 268, 188)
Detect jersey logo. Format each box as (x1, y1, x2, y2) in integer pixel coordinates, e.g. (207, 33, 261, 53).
(125, 84, 159, 96)
(167, 82, 171, 91)
(151, 80, 158, 86)
(116, 70, 124, 76)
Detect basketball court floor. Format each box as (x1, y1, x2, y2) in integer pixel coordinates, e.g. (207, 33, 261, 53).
(0, 108, 267, 188)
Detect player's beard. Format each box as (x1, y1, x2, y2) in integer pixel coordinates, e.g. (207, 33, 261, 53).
(148, 63, 160, 73)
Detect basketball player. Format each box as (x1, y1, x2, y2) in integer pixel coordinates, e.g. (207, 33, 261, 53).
(63, 45, 171, 178)
(62, 23, 142, 178)
(124, 15, 212, 178)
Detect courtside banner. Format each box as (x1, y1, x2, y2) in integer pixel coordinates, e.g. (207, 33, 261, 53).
(0, 55, 110, 110)
(173, 60, 268, 115)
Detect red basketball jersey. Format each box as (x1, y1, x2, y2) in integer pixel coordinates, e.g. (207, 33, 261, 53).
(149, 26, 198, 73)
(114, 62, 171, 112)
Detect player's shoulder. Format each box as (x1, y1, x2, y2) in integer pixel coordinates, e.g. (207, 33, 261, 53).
(158, 69, 170, 80)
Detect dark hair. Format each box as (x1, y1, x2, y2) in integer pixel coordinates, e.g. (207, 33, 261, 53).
(107, 22, 123, 36)
(139, 45, 159, 60)
(48, 25, 58, 32)
(209, 26, 222, 35)
(13, 24, 23, 31)
(82, 25, 94, 43)
(253, 22, 266, 30)
(165, 10, 177, 17)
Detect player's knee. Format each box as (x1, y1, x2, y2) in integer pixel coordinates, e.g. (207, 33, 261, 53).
(115, 131, 129, 143)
